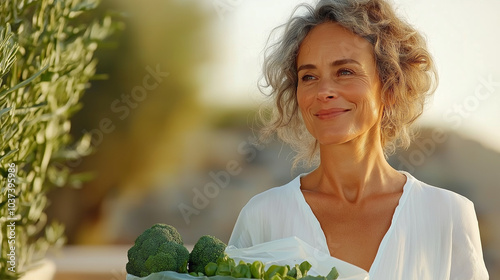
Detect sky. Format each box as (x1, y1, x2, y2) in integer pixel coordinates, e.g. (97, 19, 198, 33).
(199, 0, 500, 152)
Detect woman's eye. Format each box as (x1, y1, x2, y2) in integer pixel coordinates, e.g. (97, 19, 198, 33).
(338, 69, 354, 76)
(301, 75, 315, 82)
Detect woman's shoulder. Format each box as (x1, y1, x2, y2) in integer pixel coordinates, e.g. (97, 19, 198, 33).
(404, 172, 474, 212)
(243, 174, 303, 209)
(395, 173, 480, 246)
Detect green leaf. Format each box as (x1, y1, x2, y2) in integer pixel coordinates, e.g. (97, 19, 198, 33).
(0, 149, 18, 163)
(71, 1, 98, 12)
(14, 102, 47, 113)
(0, 65, 49, 98)
(0, 107, 11, 117)
(326, 267, 339, 280)
(299, 261, 312, 276)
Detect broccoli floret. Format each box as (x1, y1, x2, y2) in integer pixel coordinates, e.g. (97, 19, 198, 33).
(188, 235, 227, 274)
(134, 223, 183, 246)
(126, 223, 189, 277)
(144, 242, 190, 274)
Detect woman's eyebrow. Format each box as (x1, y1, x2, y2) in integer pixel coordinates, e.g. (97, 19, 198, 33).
(332, 58, 361, 66)
(297, 58, 362, 72)
(297, 64, 316, 72)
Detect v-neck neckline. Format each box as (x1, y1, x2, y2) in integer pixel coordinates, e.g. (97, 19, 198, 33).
(293, 171, 414, 275)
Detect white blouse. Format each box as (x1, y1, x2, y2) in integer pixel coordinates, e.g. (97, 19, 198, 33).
(228, 172, 489, 280)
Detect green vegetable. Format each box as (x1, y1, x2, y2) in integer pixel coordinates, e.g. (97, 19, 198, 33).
(300, 276, 325, 280)
(126, 224, 189, 277)
(287, 264, 303, 279)
(205, 262, 218, 276)
(143, 242, 190, 275)
(325, 267, 339, 280)
(215, 254, 235, 276)
(135, 223, 184, 246)
(126, 224, 338, 279)
(269, 275, 283, 280)
(299, 266, 339, 280)
(265, 264, 289, 280)
(213, 253, 236, 276)
(216, 263, 232, 276)
(232, 261, 252, 278)
(201, 255, 338, 280)
(298, 261, 312, 276)
(250, 260, 265, 279)
(189, 235, 227, 274)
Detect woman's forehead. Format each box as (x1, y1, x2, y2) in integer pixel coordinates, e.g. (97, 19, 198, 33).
(297, 22, 374, 66)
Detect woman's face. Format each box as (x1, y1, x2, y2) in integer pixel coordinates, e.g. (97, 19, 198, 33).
(296, 22, 383, 147)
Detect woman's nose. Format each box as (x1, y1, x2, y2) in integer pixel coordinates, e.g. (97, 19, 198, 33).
(317, 78, 338, 101)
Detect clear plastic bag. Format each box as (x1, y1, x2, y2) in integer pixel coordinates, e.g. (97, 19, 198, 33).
(225, 237, 369, 280)
(126, 236, 369, 280)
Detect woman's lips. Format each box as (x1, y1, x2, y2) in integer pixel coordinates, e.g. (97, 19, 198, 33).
(314, 108, 350, 120)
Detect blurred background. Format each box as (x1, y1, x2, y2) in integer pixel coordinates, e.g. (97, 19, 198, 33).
(44, 0, 500, 279)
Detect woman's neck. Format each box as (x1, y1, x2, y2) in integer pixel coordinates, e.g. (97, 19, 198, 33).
(303, 136, 405, 204)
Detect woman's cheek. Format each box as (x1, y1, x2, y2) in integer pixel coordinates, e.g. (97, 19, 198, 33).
(297, 88, 312, 108)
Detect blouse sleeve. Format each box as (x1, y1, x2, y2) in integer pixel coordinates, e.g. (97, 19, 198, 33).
(228, 202, 255, 248)
(228, 192, 272, 248)
(450, 198, 489, 279)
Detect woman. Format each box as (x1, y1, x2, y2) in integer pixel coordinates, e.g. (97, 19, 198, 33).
(228, 0, 489, 279)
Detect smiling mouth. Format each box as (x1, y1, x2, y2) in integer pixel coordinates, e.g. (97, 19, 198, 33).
(313, 108, 350, 120)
